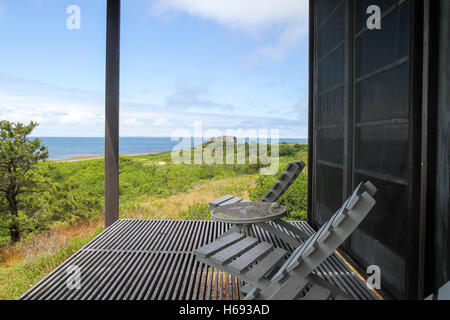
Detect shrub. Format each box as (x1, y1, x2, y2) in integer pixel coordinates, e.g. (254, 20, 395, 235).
(249, 147, 308, 221)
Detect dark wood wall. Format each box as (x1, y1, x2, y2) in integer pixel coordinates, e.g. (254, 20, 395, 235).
(433, 0, 450, 293)
(309, 0, 424, 299)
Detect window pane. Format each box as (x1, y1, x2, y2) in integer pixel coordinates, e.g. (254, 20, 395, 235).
(356, 63, 409, 123)
(356, 0, 400, 31)
(317, 0, 343, 26)
(318, 45, 345, 92)
(317, 128, 344, 165)
(318, 5, 345, 59)
(349, 175, 408, 297)
(356, 125, 409, 180)
(356, 2, 410, 77)
(317, 87, 344, 126)
(314, 164, 343, 225)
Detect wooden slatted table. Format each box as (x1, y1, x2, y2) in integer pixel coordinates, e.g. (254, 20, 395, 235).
(211, 202, 286, 236)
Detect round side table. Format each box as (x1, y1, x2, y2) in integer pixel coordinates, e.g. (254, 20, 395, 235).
(211, 202, 286, 236)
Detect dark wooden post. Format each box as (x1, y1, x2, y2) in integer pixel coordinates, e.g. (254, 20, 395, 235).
(105, 0, 121, 228)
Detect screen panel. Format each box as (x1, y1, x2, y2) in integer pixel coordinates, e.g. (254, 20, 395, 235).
(356, 125, 409, 180)
(356, 63, 409, 123)
(356, 0, 400, 30)
(315, 164, 344, 225)
(311, 0, 420, 299)
(317, 128, 344, 164)
(312, 0, 346, 228)
(350, 0, 413, 299)
(356, 1, 410, 77)
(317, 0, 344, 26)
(351, 174, 408, 294)
(317, 87, 344, 126)
(318, 5, 345, 58)
(318, 46, 345, 92)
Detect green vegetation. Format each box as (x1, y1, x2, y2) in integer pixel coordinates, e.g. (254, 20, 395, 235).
(0, 149, 265, 246)
(179, 203, 210, 220)
(0, 227, 102, 300)
(0, 129, 308, 299)
(249, 143, 308, 220)
(0, 140, 308, 245)
(0, 121, 49, 243)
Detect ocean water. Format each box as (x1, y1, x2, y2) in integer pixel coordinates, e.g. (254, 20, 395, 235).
(37, 137, 308, 160)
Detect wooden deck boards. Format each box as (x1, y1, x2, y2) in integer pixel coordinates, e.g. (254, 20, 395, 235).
(20, 219, 379, 300)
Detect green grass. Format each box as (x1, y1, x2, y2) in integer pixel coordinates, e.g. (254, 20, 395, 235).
(0, 143, 308, 245)
(0, 147, 267, 245)
(249, 144, 308, 220)
(0, 142, 308, 299)
(0, 227, 102, 300)
(179, 203, 211, 220)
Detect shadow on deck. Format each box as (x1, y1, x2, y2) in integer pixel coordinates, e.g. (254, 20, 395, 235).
(20, 219, 379, 300)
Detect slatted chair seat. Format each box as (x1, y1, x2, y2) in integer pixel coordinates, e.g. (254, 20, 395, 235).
(195, 232, 245, 258)
(195, 232, 288, 287)
(195, 181, 377, 300)
(195, 232, 351, 300)
(210, 237, 259, 265)
(227, 242, 274, 274)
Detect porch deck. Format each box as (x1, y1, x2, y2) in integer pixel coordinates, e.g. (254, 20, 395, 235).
(20, 219, 379, 300)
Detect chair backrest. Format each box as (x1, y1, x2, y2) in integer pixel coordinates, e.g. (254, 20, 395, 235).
(425, 281, 450, 300)
(260, 161, 305, 203)
(271, 181, 377, 282)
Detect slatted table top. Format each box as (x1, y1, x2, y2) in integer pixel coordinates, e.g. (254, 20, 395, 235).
(20, 219, 380, 300)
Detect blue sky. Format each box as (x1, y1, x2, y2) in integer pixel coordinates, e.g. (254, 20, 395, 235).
(0, 0, 309, 138)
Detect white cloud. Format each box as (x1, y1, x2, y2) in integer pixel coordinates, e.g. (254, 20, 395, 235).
(122, 117, 145, 128)
(0, 74, 307, 138)
(260, 22, 307, 60)
(0, 73, 105, 136)
(118, 108, 306, 138)
(151, 0, 309, 60)
(165, 81, 234, 113)
(152, 0, 308, 31)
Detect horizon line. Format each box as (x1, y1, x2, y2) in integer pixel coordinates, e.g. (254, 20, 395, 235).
(31, 136, 308, 140)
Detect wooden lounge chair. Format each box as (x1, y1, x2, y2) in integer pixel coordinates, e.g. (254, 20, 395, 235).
(210, 161, 309, 245)
(195, 181, 377, 300)
(426, 281, 450, 300)
(209, 161, 306, 210)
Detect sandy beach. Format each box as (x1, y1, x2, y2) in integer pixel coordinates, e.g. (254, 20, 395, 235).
(56, 152, 158, 162)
